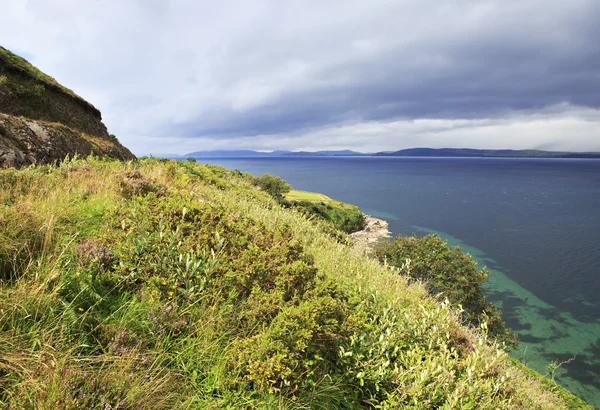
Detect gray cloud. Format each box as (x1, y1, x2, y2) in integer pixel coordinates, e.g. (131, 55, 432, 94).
(1, 0, 599, 154)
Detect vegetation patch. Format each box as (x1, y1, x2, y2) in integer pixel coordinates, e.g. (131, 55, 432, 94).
(0, 46, 78, 99)
(373, 234, 518, 348)
(252, 173, 292, 202)
(286, 189, 332, 202)
(285, 189, 366, 234)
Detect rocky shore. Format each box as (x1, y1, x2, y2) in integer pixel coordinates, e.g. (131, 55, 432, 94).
(349, 214, 391, 253)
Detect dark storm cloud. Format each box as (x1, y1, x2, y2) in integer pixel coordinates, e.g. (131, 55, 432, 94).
(170, 0, 600, 141)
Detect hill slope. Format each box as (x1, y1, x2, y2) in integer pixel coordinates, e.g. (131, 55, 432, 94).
(0, 46, 134, 167)
(0, 157, 590, 409)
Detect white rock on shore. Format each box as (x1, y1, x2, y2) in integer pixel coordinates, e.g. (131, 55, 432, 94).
(349, 214, 391, 253)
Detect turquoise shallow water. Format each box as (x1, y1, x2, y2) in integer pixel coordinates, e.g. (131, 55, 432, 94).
(203, 156, 600, 406)
(412, 226, 600, 405)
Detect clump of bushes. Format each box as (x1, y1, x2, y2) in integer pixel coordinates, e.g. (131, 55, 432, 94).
(293, 200, 365, 233)
(119, 170, 166, 198)
(252, 173, 291, 202)
(251, 173, 365, 233)
(373, 234, 518, 348)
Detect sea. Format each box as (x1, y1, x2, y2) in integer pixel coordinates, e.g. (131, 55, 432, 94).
(199, 156, 600, 407)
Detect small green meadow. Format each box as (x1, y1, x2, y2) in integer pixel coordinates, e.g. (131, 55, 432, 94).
(286, 190, 332, 202)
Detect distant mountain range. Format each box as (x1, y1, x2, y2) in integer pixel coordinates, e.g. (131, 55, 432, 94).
(183, 149, 363, 158)
(182, 148, 600, 159)
(372, 148, 600, 158)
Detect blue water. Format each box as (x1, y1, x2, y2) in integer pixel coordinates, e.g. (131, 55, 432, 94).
(201, 156, 600, 406)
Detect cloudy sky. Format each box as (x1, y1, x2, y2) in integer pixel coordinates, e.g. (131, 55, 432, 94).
(1, 0, 599, 155)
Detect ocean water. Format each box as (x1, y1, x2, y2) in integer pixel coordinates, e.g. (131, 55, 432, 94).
(201, 156, 600, 406)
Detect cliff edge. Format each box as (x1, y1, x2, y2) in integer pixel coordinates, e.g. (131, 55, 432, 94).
(0, 46, 134, 167)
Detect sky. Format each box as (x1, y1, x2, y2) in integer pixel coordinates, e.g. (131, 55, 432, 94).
(1, 0, 599, 155)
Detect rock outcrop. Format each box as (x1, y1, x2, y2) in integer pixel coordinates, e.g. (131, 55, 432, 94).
(0, 45, 134, 167)
(349, 214, 391, 253)
(0, 113, 134, 168)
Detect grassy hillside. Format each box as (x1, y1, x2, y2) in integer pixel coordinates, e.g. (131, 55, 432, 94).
(0, 157, 591, 409)
(0, 46, 79, 99)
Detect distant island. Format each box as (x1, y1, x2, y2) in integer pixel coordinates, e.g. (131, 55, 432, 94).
(183, 149, 363, 158)
(373, 148, 600, 158)
(182, 148, 600, 159)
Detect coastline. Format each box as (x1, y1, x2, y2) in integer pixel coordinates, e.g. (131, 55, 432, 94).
(349, 214, 391, 253)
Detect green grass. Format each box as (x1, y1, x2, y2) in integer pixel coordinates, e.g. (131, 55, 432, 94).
(0, 157, 591, 409)
(286, 189, 332, 202)
(0, 46, 78, 98)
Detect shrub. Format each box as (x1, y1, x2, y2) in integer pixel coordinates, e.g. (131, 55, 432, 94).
(231, 294, 353, 395)
(373, 234, 517, 348)
(118, 170, 166, 198)
(75, 239, 115, 272)
(252, 174, 291, 202)
(292, 200, 365, 233)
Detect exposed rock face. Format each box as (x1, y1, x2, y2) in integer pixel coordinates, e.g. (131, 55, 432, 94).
(0, 113, 134, 168)
(0, 45, 135, 167)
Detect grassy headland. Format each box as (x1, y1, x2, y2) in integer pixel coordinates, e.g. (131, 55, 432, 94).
(0, 156, 591, 409)
(285, 189, 366, 234)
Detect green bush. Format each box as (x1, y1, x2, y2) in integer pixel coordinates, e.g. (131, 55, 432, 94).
(252, 173, 291, 202)
(230, 293, 354, 394)
(292, 200, 365, 233)
(373, 234, 517, 348)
